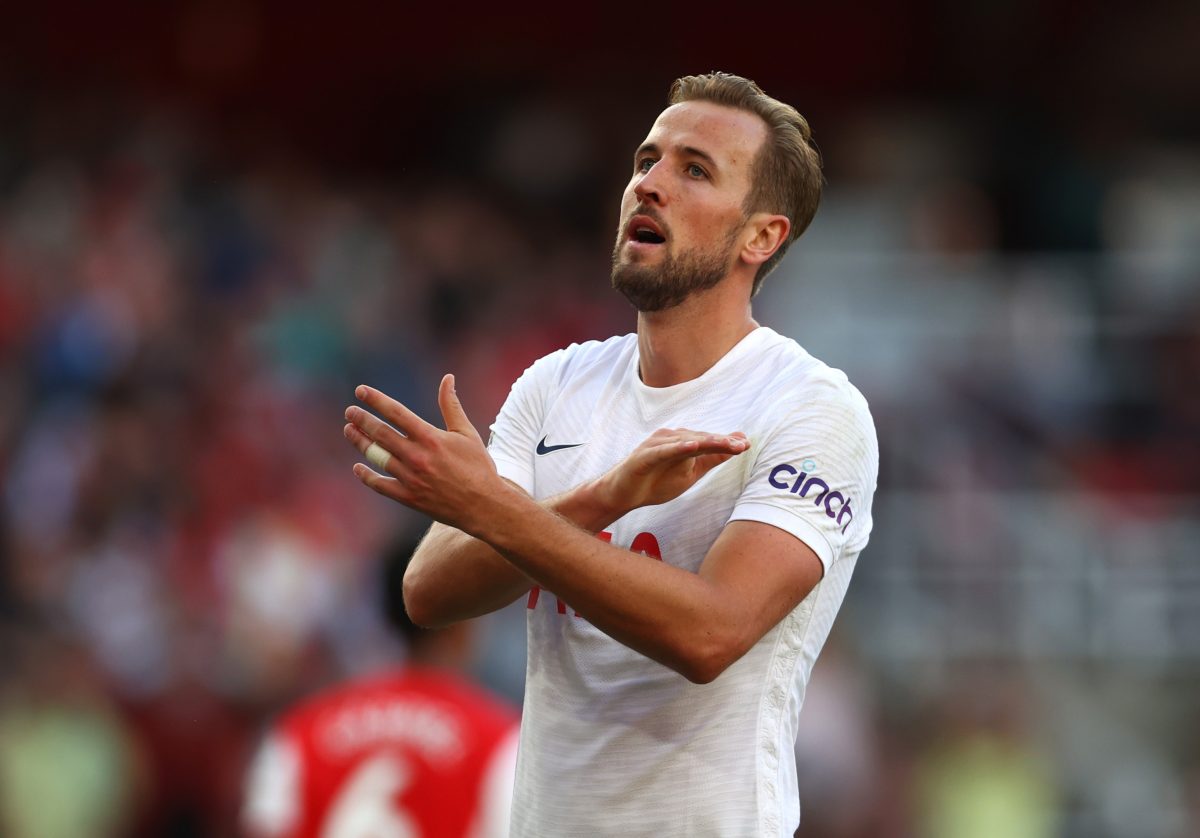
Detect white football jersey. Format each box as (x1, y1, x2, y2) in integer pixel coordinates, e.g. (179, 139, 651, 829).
(488, 326, 878, 837)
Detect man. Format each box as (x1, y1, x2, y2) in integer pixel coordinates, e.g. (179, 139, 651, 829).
(343, 72, 878, 836)
(241, 533, 519, 838)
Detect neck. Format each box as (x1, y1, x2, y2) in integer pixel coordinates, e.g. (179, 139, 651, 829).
(408, 625, 473, 670)
(636, 282, 758, 388)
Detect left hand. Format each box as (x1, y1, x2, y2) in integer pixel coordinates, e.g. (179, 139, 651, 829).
(593, 427, 749, 515)
(343, 374, 505, 534)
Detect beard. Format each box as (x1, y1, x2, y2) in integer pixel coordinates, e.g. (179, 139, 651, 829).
(610, 226, 740, 313)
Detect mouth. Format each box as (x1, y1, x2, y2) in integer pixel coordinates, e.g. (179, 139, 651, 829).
(626, 214, 667, 246)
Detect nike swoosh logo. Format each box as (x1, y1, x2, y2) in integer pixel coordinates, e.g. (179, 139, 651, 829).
(536, 436, 585, 455)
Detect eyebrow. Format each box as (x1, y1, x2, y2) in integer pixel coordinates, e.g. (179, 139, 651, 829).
(636, 142, 720, 173)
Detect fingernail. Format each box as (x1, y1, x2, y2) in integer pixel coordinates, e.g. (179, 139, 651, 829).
(355, 385, 367, 400)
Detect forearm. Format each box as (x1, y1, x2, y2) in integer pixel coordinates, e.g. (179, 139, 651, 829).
(346, 381, 759, 671)
(404, 477, 625, 627)
(403, 523, 529, 626)
(476, 486, 732, 683)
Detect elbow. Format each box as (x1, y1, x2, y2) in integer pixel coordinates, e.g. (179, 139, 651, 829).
(680, 661, 723, 686)
(401, 565, 449, 629)
(675, 633, 747, 685)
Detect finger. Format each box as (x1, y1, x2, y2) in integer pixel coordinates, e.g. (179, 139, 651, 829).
(351, 462, 412, 505)
(656, 434, 748, 460)
(691, 452, 737, 477)
(354, 385, 434, 442)
(344, 424, 396, 473)
(437, 374, 480, 440)
(631, 439, 716, 471)
(647, 428, 748, 448)
(345, 402, 413, 456)
(697, 432, 749, 453)
(365, 442, 392, 471)
(345, 422, 390, 458)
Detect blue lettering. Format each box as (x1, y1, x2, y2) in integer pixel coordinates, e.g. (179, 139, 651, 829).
(823, 491, 845, 518)
(771, 464, 855, 534)
(837, 499, 854, 533)
(798, 477, 830, 504)
(769, 464, 797, 489)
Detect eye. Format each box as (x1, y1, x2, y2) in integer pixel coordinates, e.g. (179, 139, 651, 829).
(687, 163, 708, 179)
(637, 157, 656, 173)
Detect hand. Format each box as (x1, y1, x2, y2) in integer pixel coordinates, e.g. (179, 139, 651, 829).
(343, 375, 506, 535)
(594, 428, 750, 516)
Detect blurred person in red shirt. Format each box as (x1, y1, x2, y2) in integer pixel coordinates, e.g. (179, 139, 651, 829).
(241, 530, 519, 838)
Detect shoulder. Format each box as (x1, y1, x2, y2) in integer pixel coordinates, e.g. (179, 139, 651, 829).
(527, 333, 636, 382)
(400, 668, 519, 727)
(506, 334, 635, 405)
(272, 672, 392, 735)
(279, 669, 517, 747)
(748, 328, 883, 475)
(753, 329, 876, 441)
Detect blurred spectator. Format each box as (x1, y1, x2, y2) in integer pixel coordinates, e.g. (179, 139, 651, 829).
(241, 530, 519, 838)
(0, 9, 1197, 831)
(793, 637, 881, 838)
(912, 671, 1059, 838)
(0, 623, 143, 838)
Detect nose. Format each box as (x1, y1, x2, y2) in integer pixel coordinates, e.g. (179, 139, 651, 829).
(634, 163, 665, 207)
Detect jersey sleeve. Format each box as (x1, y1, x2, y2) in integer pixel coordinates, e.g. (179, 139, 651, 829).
(729, 382, 878, 574)
(467, 724, 521, 838)
(241, 731, 302, 838)
(487, 349, 565, 494)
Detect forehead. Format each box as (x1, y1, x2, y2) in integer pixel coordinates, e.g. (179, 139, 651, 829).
(642, 100, 767, 175)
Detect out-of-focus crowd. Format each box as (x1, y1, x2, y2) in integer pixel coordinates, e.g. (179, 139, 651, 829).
(1, 85, 1199, 838)
(0, 103, 632, 835)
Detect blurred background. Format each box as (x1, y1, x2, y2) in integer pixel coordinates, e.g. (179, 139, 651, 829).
(1, 1, 1198, 836)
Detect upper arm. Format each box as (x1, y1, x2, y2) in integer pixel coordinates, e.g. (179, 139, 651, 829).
(729, 382, 878, 572)
(694, 384, 878, 672)
(697, 519, 825, 658)
(404, 478, 536, 625)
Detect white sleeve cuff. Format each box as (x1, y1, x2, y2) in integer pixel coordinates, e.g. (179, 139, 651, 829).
(492, 455, 535, 495)
(727, 500, 835, 573)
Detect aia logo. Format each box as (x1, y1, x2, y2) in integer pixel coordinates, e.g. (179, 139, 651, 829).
(527, 531, 661, 617)
(768, 462, 855, 533)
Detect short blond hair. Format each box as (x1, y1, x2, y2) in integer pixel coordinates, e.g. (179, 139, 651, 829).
(669, 72, 823, 295)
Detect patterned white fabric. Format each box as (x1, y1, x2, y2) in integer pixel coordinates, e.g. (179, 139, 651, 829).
(489, 327, 878, 837)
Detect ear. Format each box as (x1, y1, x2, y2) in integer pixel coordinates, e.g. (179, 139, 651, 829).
(740, 213, 790, 268)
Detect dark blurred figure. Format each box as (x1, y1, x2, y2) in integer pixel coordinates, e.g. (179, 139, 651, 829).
(241, 528, 519, 838)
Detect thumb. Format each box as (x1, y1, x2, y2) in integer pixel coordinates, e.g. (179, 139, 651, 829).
(438, 373, 478, 439)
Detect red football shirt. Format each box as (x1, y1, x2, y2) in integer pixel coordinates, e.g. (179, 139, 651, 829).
(243, 667, 519, 838)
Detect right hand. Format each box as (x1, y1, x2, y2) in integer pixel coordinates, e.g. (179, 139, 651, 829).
(594, 428, 750, 514)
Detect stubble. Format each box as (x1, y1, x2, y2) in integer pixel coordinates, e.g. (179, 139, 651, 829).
(610, 225, 742, 313)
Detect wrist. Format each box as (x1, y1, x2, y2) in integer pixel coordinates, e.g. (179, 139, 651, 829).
(585, 472, 629, 526)
(541, 474, 625, 533)
(458, 474, 525, 542)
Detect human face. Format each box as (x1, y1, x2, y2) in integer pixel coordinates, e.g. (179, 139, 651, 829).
(611, 100, 766, 312)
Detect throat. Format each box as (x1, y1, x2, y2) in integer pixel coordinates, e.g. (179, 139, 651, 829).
(637, 310, 760, 388)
